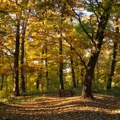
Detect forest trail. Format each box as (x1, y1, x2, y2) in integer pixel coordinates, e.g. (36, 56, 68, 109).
(0, 94, 120, 120)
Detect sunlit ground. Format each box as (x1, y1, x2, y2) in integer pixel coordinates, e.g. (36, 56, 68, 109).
(0, 94, 120, 120)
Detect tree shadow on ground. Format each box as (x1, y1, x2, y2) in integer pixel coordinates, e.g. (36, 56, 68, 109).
(1, 109, 120, 120)
(0, 94, 119, 120)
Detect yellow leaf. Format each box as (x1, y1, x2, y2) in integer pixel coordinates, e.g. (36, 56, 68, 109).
(0, 20, 3, 24)
(32, 32, 37, 37)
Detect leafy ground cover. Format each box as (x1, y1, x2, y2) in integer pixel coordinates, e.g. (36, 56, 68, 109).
(0, 94, 120, 120)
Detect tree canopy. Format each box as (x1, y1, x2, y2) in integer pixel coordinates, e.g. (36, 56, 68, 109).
(0, 0, 120, 99)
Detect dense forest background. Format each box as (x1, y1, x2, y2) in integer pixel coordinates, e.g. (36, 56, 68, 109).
(0, 0, 120, 99)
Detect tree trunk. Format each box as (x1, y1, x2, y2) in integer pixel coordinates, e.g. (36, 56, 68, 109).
(36, 72, 42, 90)
(45, 43, 49, 90)
(107, 27, 119, 89)
(82, 53, 99, 99)
(0, 74, 4, 90)
(81, 0, 113, 99)
(20, 0, 29, 94)
(58, 2, 66, 90)
(81, 68, 84, 82)
(36, 75, 40, 90)
(14, 20, 20, 96)
(70, 46, 76, 88)
(36, 66, 43, 90)
(46, 67, 49, 90)
(20, 23, 26, 93)
(59, 38, 64, 90)
(95, 61, 99, 86)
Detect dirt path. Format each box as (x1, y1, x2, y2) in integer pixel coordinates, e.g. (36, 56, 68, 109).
(0, 94, 120, 120)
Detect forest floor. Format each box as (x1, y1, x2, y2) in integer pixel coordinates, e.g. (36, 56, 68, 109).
(0, 94, 120, 120)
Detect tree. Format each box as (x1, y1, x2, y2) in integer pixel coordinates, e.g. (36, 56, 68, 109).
(14, 18, 20, 96)
(58, 1, 66, 90)
(20, 1, 30, 93)
(70, 46, 76, 88)
(67, 0, 114, 99)
(1, 0, 119, 98)
(107, 20, 119, 89)
(82, 0, 114, 99)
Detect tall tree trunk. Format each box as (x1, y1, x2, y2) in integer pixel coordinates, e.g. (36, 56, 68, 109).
(14, 20, 20, 96)
(0, 74, 4, 90)
(81, 0, 113, 99)
(36, 78, 39, 90)
(58, 1, 66, 90)
(107, 27, 119, 89)
(81, 68, 84, 84)
(46, 62, 49, 90)
(36, 73, 42, 90)
(20, 12, 29, 93)
(42, 1, 49, 90)
(0, 51, 4, 91)
(45, 45, 49, 90)
(59, 38, 64, 90)
(20, 3, 29, 94)
(20, 24, 26, 93)
(95, 61, 99, 86)
(70, 46, 76, 88)
(41, 43, 49, 90)
(82, 53, 100, 99)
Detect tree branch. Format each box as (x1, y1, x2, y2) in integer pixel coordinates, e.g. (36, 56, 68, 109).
(0, 43, 14, 56)
(62, 36, 87, 70)
(66, 1, 97, 47)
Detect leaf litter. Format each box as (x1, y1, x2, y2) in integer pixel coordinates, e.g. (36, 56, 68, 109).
(0, 94, 120, 120)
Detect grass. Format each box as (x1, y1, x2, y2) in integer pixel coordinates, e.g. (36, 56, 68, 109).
(93, 87, 120, 97)
(0, 86, 119, 104)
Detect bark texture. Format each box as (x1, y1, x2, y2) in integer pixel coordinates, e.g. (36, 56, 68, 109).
(70, 46, 76, 88)
(59, 38, 64, 90)
(107, 27, 119, 89)
(21, 21, 27, 93)
(82, 0, 113, 99)
(14, 20, 20, 96)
